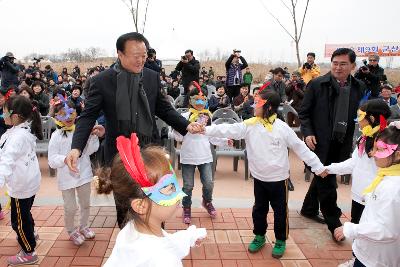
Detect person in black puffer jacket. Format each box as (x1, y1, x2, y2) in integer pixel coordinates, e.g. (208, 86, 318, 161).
(0, 52, 19, 89)
(31, 81, 49, 116)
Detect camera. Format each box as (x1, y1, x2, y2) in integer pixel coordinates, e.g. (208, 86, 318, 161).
(303, 62, 312, 70)
(360, 59, 369, 71)
(33, 57, 44, 64)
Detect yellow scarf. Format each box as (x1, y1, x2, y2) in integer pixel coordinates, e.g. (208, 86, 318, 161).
(244, 114, 277, 132)
(361, 125, 379, 137)
(188, 108, 212, 123)
(53, 119, 76, 132)
(5, 191, 11, 209)
(363, 163, 400, 194)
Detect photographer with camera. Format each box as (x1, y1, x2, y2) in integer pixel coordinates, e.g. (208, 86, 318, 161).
(144, 48, 162, 73)
(175, 49, 200, 94)
(298, 52, 320, 84)
(72, 65, 81, 79)
(0, 52, 20, 89)
(225, 49, 248, 101)
(354, 54, 386, 98)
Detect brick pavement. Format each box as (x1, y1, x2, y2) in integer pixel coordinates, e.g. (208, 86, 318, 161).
(0, 206, 353, 267)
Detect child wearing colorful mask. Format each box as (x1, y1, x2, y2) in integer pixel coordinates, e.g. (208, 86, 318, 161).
(326, 99, 391, 267)
(334, 123, 400, 267)
(97, 134, 207, 267)
(48, 95, 102, 246)
(0, 95, 43, 266)
(204, 90, 326, 258)
(172, 83, 230, 224)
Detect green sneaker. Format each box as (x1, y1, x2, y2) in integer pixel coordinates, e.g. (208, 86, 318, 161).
(248, 235, 266, 253)
(272, 239, 286, 258)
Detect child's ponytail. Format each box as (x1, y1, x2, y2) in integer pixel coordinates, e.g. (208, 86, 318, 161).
(31, 100, 43, 140)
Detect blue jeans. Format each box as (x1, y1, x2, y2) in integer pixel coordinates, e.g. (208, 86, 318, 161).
(181, 162, 214, 208)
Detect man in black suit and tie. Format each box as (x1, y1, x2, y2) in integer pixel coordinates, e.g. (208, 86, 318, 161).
(65, 32, 202, 228)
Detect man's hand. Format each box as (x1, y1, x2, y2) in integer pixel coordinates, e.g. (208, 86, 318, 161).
(319, 169, 329, 178)
(91, 125, 105, 138)
(333, 226, 345, 242)
(65, 149, 80, 173)
(305, 135, 317, 150)
(187, 122, 205, 134)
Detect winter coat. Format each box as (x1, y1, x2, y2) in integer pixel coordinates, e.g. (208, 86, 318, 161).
(285, 79, 305, 111)
(33, 91, 50, 116)
(225, 55, 248, 87)
(209, 94, 231, 112)
(299, 72, 365, 164)
(175, 57, 200, 92)
(0, 58, 19, 88)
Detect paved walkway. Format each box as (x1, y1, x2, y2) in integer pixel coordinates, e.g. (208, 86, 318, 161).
(0, 206, 353, 267)
(0, 153, 354, 266)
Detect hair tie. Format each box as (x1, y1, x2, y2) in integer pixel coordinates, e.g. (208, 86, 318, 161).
(379, 115, 387, 132)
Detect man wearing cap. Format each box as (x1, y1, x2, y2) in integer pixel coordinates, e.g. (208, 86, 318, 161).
(355, 53, 386, 98)
(0, 52, 20, 89)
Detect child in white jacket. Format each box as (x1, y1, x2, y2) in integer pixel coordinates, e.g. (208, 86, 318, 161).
(327, 100, 391, 267)
(48, 99, 101, 246)
(334, 124, 400, 267)
(172, 86, 230, 224)
(205, 90, 326, 258)
(0, 96, 43, 266)
(97, 134, 207, 267)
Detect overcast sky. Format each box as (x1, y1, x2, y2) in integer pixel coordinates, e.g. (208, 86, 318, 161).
(1, 0, 399, 66)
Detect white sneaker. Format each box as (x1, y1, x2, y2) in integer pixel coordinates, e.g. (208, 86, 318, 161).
(69, 229, 85, 246)
(338, 257, 355, 267)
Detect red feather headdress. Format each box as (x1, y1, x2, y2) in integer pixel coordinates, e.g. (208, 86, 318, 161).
(116, 133, 154, 187)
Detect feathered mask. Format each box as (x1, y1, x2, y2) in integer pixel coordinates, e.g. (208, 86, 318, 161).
(116, 133, 186, 206)
(53, 94, 77, 122)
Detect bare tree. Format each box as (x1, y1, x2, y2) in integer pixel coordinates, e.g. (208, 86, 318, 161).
(259, 0, 310, 67)
(120, 0, 150, 33)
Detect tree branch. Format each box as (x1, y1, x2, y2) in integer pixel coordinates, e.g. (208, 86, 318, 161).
(280, 0, 294, 17)
(135, 0, 139, 32)
(298, 0, 310, 41)
(259, 0, 296, 41)
(142, 0, 150, 34)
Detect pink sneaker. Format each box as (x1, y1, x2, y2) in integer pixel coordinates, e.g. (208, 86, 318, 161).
(69, 229, 85, 246)
(80, 227, 95, 239)
(7, 250, 38, 266)
(202, 200, 217, 219)
(0, 210, 4, 220)
(183, 207, 191, 224)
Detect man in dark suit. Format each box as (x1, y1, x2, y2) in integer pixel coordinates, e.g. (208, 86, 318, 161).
(299, 48, 365, 240)
(65, 32, 202, 228)
(380, 85, 396, 106)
